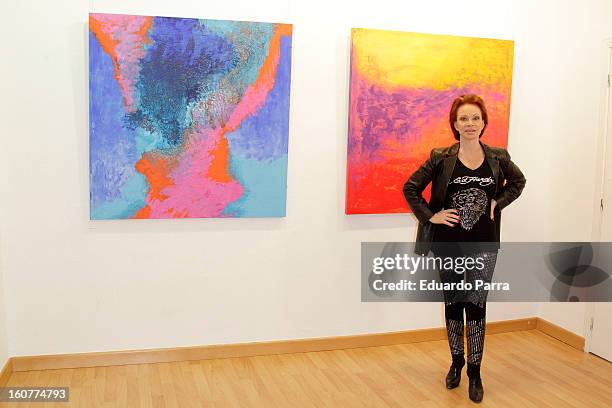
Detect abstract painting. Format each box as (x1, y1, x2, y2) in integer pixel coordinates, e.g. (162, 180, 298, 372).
(89, 13, 292, 219)
(346, 28, 514, 215)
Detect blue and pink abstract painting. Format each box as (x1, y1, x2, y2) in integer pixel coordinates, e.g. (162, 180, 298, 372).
(89, 13, 292, 219)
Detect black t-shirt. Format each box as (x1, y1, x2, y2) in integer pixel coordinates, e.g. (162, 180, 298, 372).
(434, 159, 497, 244)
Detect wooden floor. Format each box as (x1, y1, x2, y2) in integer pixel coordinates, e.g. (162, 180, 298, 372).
(3, 330, 611, 407)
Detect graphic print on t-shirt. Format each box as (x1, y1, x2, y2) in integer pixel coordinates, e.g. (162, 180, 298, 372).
(450, 187, 487, 230)
(435, 160, 497, 244)
(449, 176, 494, 187)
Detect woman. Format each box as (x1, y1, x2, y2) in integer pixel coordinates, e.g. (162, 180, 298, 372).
(403, 94, 526, 403)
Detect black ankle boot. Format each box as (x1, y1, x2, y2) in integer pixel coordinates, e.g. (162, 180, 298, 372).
(467, 363, 483, 402)
(468, 377, 484, 402)
(446, 355, 464, 389)
(446, 366, 461, 389)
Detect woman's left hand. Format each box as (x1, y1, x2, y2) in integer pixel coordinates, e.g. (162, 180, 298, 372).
(490, 199, 497, 220)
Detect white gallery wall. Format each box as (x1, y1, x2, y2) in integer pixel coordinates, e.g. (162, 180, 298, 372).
(0, 0, 610, 357)
(0, 257, 8, 368)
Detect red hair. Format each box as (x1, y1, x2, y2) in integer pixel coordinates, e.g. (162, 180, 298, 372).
(449, 94, 488, 140)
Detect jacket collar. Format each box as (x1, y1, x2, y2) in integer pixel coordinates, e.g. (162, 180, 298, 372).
(444, 141, 499, 159)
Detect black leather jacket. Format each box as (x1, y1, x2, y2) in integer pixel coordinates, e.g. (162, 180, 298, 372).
(403, 142, 526, 255)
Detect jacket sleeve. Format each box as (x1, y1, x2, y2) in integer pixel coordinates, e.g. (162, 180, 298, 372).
(494, 149, 526, 211)
(403, 150, 436, 225)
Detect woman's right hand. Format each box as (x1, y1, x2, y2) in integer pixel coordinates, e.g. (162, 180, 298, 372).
(429, 209, 460, 227)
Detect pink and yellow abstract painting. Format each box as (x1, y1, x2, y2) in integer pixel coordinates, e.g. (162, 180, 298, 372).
(346, 28, 514, 215)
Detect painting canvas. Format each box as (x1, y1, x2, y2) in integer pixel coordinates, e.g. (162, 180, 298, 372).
(89, 13, 292, 219)
(346, 28, 514, 215)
